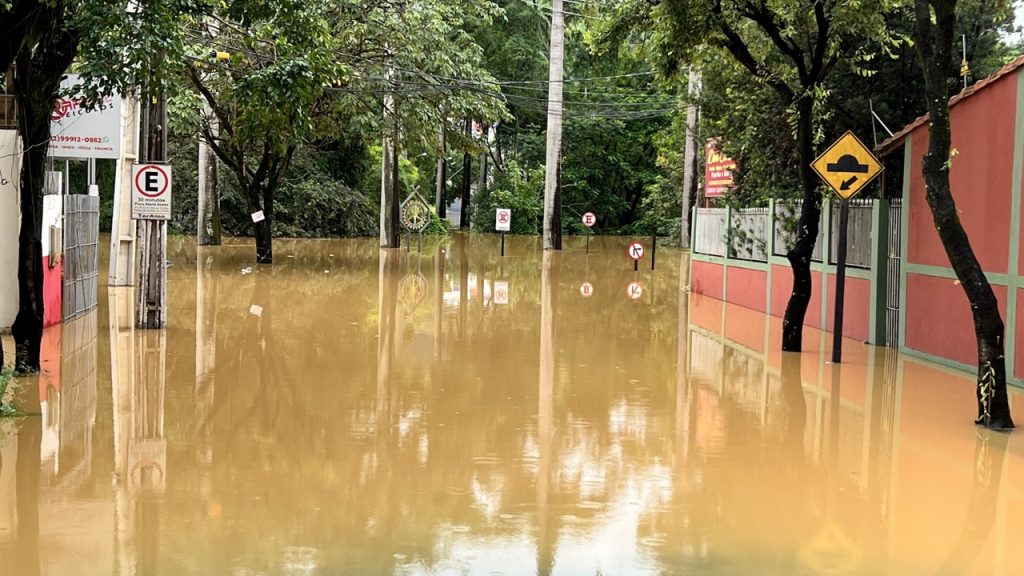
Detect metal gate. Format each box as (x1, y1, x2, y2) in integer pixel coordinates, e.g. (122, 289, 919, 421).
(62, 195, 100, 321)
(885, 199, 902, 347)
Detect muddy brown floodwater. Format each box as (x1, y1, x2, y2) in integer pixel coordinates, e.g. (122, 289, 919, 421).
(2, 234, 1024, 575)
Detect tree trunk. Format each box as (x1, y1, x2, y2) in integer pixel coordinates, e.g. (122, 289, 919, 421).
(460, 119, 472, 230)
(914, 0, 1013, 429)
(681, 68, 701, 248)
(478, 147, 488, 199)
(435, 123, 446, 217)
(11, 21, 78, 371)
(781, 95, 823, 352)
(543, 0, 565, 251)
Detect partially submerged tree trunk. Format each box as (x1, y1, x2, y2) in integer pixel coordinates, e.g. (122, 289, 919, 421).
(781, 96, 823, 351)
(12, 17, 78, 371)
(197, 107, 222, 246)
(913, 0, 1013, 429)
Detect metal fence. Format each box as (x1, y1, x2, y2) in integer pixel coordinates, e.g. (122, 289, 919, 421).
(694, 198, 878, 270)
(63, 195, 100, 321)
(773, 201, 825, 262)
(829, 199, 874, 268)
(886, 199, 903, 346)
(694, 207, 727, 257)
(730, 207, 770, 262)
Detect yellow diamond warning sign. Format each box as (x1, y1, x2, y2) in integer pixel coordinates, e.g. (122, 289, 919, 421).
(811, 131, 883, 200)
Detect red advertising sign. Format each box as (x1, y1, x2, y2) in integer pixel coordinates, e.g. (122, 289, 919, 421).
(705, 141, 737, 198)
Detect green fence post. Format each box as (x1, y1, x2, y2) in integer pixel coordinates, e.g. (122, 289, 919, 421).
(868, 198, 889, 345)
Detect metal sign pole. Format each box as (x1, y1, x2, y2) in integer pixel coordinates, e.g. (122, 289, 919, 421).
(831, 198, 850, 363)
(586, 230, 590, 254)
(651, 234, 657, 271)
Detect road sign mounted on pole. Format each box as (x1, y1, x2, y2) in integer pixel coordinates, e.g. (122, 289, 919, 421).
(495, 208, 512, 232)
(581, 212, 596, 228)
(811, 131, 883, 200)
(131, 163, 172, 220)
(811, 131, 882, 363)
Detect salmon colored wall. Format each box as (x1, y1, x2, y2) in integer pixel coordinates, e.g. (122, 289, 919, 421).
(691, 260, 724, 299)
(905, 273, 1007, 366)
(770, 265, 824, 329)
(43, 256, 62, 327)
(825, 275, 871, 342)
(690, 293, 723, 332)
(906, 73, 1016, 273)
(723, 302, 767, 352)
(725, 267, 767, 313)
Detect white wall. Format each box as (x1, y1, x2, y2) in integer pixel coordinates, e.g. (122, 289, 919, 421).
(0, 130, 20, 330)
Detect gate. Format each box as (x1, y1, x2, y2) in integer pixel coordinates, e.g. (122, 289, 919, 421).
(63, 195, 100, 321)
(885, 199, 902, 347)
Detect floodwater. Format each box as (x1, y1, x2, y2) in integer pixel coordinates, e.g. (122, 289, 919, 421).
(2, 233, 1024, 576)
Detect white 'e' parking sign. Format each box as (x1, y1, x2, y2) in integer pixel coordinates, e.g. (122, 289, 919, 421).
(131, 163, 172, 220)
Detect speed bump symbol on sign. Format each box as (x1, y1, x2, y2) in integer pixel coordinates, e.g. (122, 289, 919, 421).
(811, 131, 883, 199)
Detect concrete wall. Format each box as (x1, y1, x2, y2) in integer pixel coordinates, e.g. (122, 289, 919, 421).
(0, 130, 19, 330)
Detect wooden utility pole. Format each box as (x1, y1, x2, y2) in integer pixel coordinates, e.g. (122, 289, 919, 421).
(459, 118, 472, 230)
(680, 68, 701, 248)
(435, 123, 447, 218)
(197, 105, 221, 245)
(543, 0, 565, 250)
(135, 87, 168, 329)
(380, 72, 400, 248)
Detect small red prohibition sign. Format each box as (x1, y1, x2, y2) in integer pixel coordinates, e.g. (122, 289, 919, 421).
(627, 241, 645, 260)
(135, 164, 169, 198)
(498, 210, 510, 223)
(582, 212, 597, 227)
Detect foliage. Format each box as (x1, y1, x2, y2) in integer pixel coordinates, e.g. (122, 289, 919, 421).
(472, 160, 544, 234)
(0, 370, 19, 418)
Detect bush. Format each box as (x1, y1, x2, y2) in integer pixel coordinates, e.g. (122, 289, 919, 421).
(472, 160, 544, 234)
(0, 370, 19, 418)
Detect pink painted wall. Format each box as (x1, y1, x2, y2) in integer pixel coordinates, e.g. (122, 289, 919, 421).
(43, 256, 62, 327)
(825, 274, 871, 342)
(905, 273, 1007, 366)
(769, 265, 824, 329)
(907, 72, 1016, 274)
(725, 267, 767, 313)
(691, 260, 724, 300)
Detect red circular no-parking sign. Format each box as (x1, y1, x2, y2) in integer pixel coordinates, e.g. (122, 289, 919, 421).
(627, 241, 645, 261)
(134, 164, 170, 198)
(581, 212, 597, 228)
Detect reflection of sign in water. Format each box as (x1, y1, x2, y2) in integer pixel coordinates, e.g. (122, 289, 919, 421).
(580, 282, 594, 298)
(627, 281, 643, 300)
(131, 164, 172, 220)
(400, 190, 431, 232)
(494, 281, 509, 305)
(627, 241, 645, 261)
(801, 523, 861, 574)
(399, 273, 428, 310)
(705, 141, 737, 198)
(811, 131, 883, 200)
(581, 212, 597, 228)
(495, 208, 511, 232)
(49, 74, 122, 159)
(128, 438, 167, 493)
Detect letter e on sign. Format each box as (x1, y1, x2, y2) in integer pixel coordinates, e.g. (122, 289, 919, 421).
(131, 163, 172, 220)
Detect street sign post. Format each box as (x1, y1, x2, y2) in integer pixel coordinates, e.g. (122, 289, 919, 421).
(627, 240, 645, 272)
(495, 208, 511, 256)
(811, 131, 883, 363)
(130, 164, 172, 220)
(582, 212, 596, 253)
(400, 189, 431, 253)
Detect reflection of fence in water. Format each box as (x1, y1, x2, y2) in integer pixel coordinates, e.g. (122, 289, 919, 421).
(63, 195, 100, 320)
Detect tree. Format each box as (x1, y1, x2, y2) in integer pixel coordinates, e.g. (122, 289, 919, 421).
(912, 0, 1013, 429)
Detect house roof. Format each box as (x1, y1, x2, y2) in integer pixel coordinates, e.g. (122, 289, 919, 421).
(875, 53, 1024, 156)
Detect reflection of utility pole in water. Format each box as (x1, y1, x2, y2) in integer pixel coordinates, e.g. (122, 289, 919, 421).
(433, 243, 445, 362)
(458, 235, 469, 342)
(377, 249, 401, 431)
(13, 419, 42, 576)
(195, 247, 218, 466)
(109, 287, 166, 576)
(536, 251, 559, 576)
(676, 253, 694, 470)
